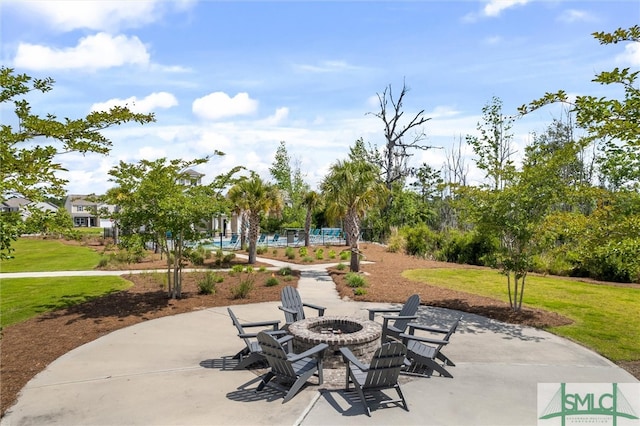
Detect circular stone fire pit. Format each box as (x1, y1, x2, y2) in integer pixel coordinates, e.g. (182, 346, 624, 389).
(288, 316, 382, 368)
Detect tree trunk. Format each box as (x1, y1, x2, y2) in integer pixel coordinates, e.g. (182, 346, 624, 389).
(304, 209, 312, 247)
(247, 212, 260, 264)
(346, 209, 361, 272)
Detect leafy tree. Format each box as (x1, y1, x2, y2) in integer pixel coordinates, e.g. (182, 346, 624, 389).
(104, 156, 232, 298)
(24, 206, 73, 237)
(519, 25, 640, 189)
(466, 96, 516, 190)
(228, 173, 282, 264)
(268, 141, 308, 227)
(0, 67, 154, 259)
(321, 159, 387, 272)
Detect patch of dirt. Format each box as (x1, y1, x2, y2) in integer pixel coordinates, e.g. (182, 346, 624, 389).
(1, 241, 638, 417)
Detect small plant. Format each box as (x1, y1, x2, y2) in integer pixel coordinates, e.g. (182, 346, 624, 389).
(315, 248, 324, 260)
(97, 257, 109, 268)
(339, 251, 349, 261)
(258, 265, 267, 272)
(265, 276, 279, 287)
(198, 272, 219, 295)
(272, 249, 279, 256)
(298, 246, 308, 257)
(285, 247, 296, 260)
(244, 265, 254, 274)
(328, 249, 336, 259)
(345, 272, 367, 288)
(302, 256, 314, 263)
(353, 287, 367, 296)
(231, 276, 254, 299)
(256, 246, 267, 255)
(278, 266, 292, 276)
(231, 264, 245, 274)
(336, 262, 346, 271)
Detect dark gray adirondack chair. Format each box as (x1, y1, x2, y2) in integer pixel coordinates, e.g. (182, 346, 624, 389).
(339, 342, 409, 416)
(278, 286, 326, 325)
(227, 308, 287, 370)
(400, 316, 461, 378)
(256, 331, 328, 403)
(367, 294, 420, 343)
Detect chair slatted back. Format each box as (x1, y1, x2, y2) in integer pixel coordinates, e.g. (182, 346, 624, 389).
(438, 318, 460, 350)
(363, 342, 407, 389)
(389, 294, 420, 333)
(280, 286, 304, 323)
(257, 332, 297, 380)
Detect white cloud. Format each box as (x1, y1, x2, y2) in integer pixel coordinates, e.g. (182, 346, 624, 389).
(192, 92, 259, 120)
(483, 0, 529, 17)
(13, 0, 181, 32)
(557, 9, 596, 23)
(13, 32, 149, 71)
(91, 92, 178, 114)
(294, 60, 359, 73)
(259, 107, 290, 126)
(616, 42, 640, 66)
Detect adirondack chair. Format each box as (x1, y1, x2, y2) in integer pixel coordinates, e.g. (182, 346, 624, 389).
(222, 234, 239, 249)
(278, 286, 326, 326)
(256, 331, 328, 403)
(227, 308, 287, 370)
(367, 294, 421, 343)
(400, 316, 461, 378)
(339, 342, 409, 416)
(257, 233, 267, 245)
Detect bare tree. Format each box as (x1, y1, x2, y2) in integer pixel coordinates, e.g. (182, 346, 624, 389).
(369, 81, 432, 190)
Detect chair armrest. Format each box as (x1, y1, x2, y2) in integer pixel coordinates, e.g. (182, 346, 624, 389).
(339, 347, 369, 371)
(237, 332, 259, 339)
(302, 302, 326, 316)
(400, 333, 449, 346)
(406, 322, 447, 334)
(382, 315, 418, 329)
(278, 306, 297, 314)
(367, 307, 402, 321)
(277, 335, 294, 344)
(240, 319, 281, 331)
(288, 343, 329, 362)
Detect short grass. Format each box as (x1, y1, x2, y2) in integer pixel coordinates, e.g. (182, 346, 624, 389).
(0, 276, 131, 328)
(0, 239, 102, 272)
(403, 268, 640, 363)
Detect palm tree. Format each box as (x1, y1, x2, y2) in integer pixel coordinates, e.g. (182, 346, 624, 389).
(302, 190, 322, 247)
(321, 160, 387, 272)
(228, 173, 282, 264)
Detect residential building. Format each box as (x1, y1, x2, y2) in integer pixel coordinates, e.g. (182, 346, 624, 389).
(64, 195, 116, 228)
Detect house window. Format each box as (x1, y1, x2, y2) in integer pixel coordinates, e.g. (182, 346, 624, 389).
(76, 205, 84, 212)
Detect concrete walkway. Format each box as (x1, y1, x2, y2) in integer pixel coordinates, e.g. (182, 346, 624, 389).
(1, 259, 637, 426)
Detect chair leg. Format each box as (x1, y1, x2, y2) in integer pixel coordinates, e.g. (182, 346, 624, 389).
(257, 372, 275, 391)
(282, 369, 316, 403)
(422, 358, 453, 378)
(355, 385, 370, 417)
(234, 353, 263, 370)
(395, 385, 409, 412)
(437, 352, 455, 366)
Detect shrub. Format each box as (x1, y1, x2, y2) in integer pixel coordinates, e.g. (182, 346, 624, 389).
(285, 247, 296, 260)
(339, 251, 349, 261)
(278, 266, 292, 276)
(223, 253, 235, 265)
(302, 256, 313, 263)
(244, 265, 254, 274)
(345, 272, 366, 288)
(387, 233, 406, 253)
(298, 246, 308, 257)
(198, 272, 218, 295)
(258, 266, 267, 272)
(97, 257, 109, 268)
(187, 248, 205, 266)
(272, 249, 279, 256)
(265, 276, 279, 287)
(256, 246, 268, 255)
(439, 229, 497, 266)
(403, 224, 441, 258)
(231, 277, 254, 299)
(328, 249, 336, 259)
(231, 264, 245, 273)
(353, 287, 367, 296)
(315, 248, 324, 260)
(336, 262, 346, 271)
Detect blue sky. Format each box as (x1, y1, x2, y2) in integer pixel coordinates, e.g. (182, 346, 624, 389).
(2, 0, 639, 195)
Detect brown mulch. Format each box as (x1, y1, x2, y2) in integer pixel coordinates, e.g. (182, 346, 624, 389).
(1, 242, 638, 417)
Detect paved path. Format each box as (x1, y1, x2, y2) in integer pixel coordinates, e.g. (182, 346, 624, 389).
(1, 259, 637, 425)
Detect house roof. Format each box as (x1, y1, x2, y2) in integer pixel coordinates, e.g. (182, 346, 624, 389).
(2, 197, 31, 208)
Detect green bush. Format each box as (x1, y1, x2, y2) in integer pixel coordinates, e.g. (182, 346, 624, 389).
(231, 277, 254, 299)
(265, 277, 279, 287)
(278, 266, 292, 276)
(302, 256, 313, 263)
(298, 246, 308, 257)
(328, 249, 336, 259)
(245, 265, 254, 274)
(353, 287, 367, 296)
(345, 272, 366, 288)
(272, 249, 279, 256)
(198, 272, 219, 295)
(258, 266, 267, 272)
(336, 263, 346, 271)
(315, 248, 324, 260)
(285, 247, 296, 260)
(339, 251, 349, 261)
(231, 264, 244, 273)
(387, 233, 406, 253)
(402, 224, 441, 258)
(223, 253, 235, 265)
(578, 238, 640, 283)
(256, 246, 268, 255)
(439, 229, 497, 266)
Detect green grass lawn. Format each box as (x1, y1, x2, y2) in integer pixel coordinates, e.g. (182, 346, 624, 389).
(0, 276, 131, 328)
(403, 268, 640, 363)
(0, 238, 103, 272)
